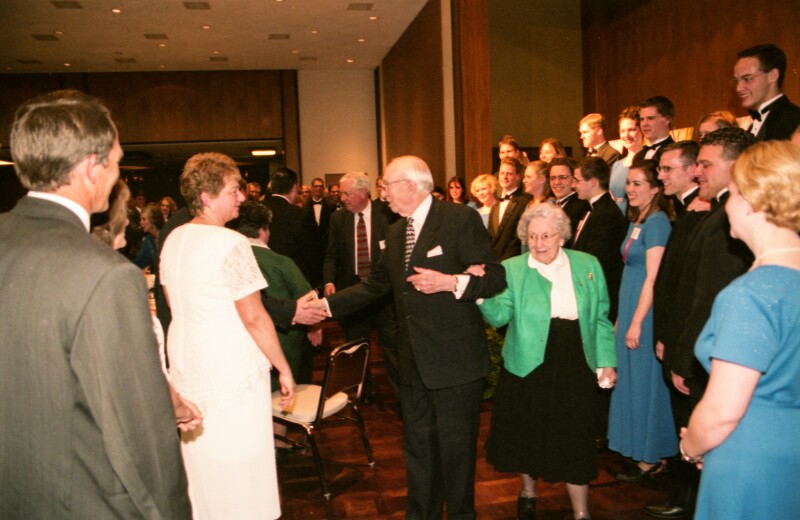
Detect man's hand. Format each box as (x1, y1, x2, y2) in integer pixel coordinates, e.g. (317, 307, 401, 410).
(292, 290, 327, 325)
(323, 283, 336, 297)
(655, 340, 665, 360)
(307, 326, 323, 347)
(464, 264, 486, 277)
(407, 267, 455, 294)
(687, 197, 711, 212)
(671, 370, 690, 396)
(173, 392, 204, 432)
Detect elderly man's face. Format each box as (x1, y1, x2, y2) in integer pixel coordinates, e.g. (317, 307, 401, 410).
(340, 178, 369, 213)
(527, 217, 562, 265)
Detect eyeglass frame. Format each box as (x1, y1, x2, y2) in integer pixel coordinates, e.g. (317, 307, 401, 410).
(730, 71, 766, 86)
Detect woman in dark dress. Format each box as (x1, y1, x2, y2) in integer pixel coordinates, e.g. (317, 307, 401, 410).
(479, 203, 617, 520)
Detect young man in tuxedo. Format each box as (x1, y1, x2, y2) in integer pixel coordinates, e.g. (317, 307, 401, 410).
(316, 155, 506, 519)
(579, 113, 621, 165)
(0, 90, 192, 519)
(645, 130, 755, 519)
(634, 96, 675, 162)
(549, 157, 590, 246)
(489, 156, 532, 260)
(734, 43, 800, 141)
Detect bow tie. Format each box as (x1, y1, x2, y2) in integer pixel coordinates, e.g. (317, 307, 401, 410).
(500, 193, 514, 201)
(311, 199, 323, 205)
(749, 108, 769, 122)
(587, 147, 598, 156)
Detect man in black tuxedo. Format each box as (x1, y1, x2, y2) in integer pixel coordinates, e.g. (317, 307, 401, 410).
(264, 168, 316, 285)
(634, 96, 675, 163)
(579, 113, 621, 166)
(0, 90, 192, 518)
(318, 155, 506, 519)
(323, 171, 400, 395)
(734, 44, 800, 141)
(305, 177, 335, 288)
(489, 157, 531, 260)
(645, 130, 755, 519)
(549, 157, 590, 247)
(572, 157, 627, 322)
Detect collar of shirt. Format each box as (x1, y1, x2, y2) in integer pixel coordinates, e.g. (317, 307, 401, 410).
(680, 185, 699, 205)
(758, 93, 784, 113)
(28, 191, 90, 231)
(557, 192, 576, 205)
(716, 187, 729, 202)
(589, 192, 605, 207)
(354, 200, 372, 228)
(248, 236, 269, 249)
(409, 194, 433, 236)
(528, 247, 568, 278)
(501, 188, 518, 199)
(272, 194, 292, 204)
(645, 135, 670, 148)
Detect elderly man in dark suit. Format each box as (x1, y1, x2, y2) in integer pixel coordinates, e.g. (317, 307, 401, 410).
(316, 156, 506, 519)
(489, 156, 532, 260)
(734, 44, 800, 141)
(0, 90, 192, 519)
(323, 171, 400, 395)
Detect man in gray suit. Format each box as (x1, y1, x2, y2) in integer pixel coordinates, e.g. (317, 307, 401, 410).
(0, 90, 192, 519)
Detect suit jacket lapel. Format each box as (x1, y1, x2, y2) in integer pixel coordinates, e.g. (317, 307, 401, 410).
(408, 200, 442, 273)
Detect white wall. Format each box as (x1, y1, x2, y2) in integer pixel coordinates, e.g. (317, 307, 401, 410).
(298, 69, 380, 195)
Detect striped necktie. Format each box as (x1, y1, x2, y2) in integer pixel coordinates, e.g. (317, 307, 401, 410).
(356, 212, 370, 280)
(405, 217, 415, 268)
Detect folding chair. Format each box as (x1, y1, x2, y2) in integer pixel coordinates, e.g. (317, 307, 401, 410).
(271, 339, 374, 499)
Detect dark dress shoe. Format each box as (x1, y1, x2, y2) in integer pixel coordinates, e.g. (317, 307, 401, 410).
(517, 496, 536, 520)
(644, 501, 688, 518)
(615, 460, 665, 482)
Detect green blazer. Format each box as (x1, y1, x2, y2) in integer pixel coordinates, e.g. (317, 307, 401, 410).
(479, 249, 616, 377)
(251, 245, 312, 388)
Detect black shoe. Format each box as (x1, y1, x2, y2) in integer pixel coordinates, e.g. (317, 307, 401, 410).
(517, 496, 536, 520)
(644, 501, 688, 518)
(615, 460, 665, 482)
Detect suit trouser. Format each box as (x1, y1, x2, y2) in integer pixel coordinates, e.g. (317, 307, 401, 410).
(400, 361, 483, 520)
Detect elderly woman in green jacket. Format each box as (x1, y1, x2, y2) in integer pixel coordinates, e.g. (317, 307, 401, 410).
(479, 202, 616, 520)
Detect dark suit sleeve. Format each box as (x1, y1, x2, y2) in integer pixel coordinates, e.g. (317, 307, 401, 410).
(327, 248, 392, 318)
(459, 208, 507, 301)
(71, 263, 191, 519)
(261, 291, 296, 329)
(322, 212, 342, 287)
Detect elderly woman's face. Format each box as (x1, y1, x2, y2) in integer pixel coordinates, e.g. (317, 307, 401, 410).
(208, 177, 245, 223)
(527, 217, 562, 265)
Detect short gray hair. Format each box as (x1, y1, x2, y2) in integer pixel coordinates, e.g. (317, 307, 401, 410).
(517, 202, 572, 242)
(387, 155, 434, 193)
(340, 171, 371, 192)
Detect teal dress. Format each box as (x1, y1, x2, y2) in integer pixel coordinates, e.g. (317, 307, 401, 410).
(251, 244, 313, 391)
(608, 211, 676, 462)
(694, 266, 800, 519)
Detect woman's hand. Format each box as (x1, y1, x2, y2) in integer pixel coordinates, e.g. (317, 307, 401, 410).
(307, 326, 323, 347)
(173, 393, 204, 432)
(598, 367, 617, 389)
(679, 427, 704, 470)
(625, 321, 642, 349)
(278, 371, 296, 407)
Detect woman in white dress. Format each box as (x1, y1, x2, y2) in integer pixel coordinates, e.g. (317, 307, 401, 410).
(161, 152, 295, 520)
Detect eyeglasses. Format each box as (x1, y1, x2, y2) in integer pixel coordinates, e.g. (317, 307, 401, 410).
(380, 178, 408, 190)
(730, 72, 765, 86)
(527, 232, 558, 242)
(656, 164, 691, 173)
(549, 175, 573, 182)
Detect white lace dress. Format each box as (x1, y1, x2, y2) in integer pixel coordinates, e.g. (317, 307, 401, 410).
(161, 224, 279, 520)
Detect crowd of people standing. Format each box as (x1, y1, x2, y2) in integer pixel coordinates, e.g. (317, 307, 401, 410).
(2, 43, 799, 520)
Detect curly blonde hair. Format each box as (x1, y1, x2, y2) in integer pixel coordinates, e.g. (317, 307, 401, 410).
(731, 140, 800, 231)
(180, 152, 241, 216)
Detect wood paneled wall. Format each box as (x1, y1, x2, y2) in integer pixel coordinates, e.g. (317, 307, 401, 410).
(452, 0, 492, 185)
(381, 0, 446, 184)
(582, 0, 800, 131)
(0, 70, 300, 168)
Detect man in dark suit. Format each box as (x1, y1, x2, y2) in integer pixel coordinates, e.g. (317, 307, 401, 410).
(317, 155, 506, 519)
(323, 172, 400, 395)
(645, 129, 755, 519)
(0, 90, 192, 519)
(579, 113, 621, 165)
(264, 168, 316, 286)
(305, 177, 335, 288)
(572, 157, 627, 322)
(549, 157, 590, 247)
(734, 44, 800, 141)
(489, 156, 532, 260)
(634, 96, 675, 163)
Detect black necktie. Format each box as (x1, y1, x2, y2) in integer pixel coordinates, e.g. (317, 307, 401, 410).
(311, 199, 323, 205)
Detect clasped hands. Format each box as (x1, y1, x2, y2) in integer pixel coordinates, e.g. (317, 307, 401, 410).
(407, 264, 486, 294)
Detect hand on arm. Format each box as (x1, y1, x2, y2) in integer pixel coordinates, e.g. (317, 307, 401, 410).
(406, 266, 458, 294)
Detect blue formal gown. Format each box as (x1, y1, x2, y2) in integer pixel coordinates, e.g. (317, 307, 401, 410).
(693, 266, 800, 519)
(608, 211, 676, 462)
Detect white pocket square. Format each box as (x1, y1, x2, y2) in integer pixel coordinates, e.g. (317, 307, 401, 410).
(379, 240, 386, 250)
(426, 245, 443, 257)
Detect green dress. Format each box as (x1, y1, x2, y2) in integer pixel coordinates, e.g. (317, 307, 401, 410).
(251, 243, 313, 391)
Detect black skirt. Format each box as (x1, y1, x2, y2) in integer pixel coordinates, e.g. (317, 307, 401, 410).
(486, 318, 599, 484)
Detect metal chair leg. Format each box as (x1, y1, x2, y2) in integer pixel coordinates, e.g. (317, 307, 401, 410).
(306, 432, 331, 500)
(351, 404, 374, 466)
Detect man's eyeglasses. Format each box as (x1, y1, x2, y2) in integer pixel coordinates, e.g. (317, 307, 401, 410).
(380, 179, 408, 190)
(549, 175, 573, 182)
(730, 72, 765, 86)
(657, 164, 691, 173)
